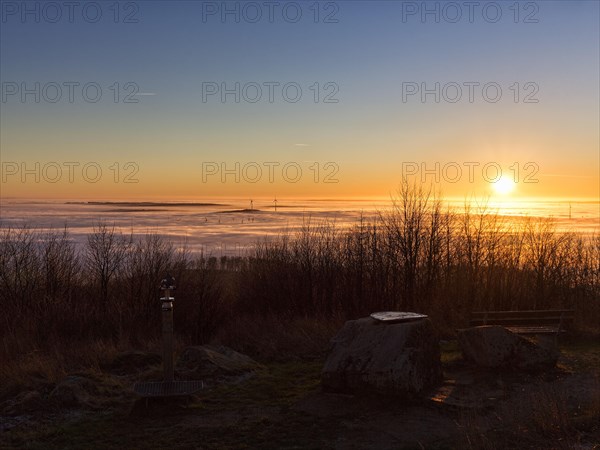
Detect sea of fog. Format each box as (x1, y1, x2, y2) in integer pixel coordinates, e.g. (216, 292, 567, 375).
(1, 198, 598, 256)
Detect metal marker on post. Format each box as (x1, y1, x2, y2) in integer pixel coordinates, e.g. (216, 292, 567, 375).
(133, 274, 204, 398)
(160, 274, 176, 383)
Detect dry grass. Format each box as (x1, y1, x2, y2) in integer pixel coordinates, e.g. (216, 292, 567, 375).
(459, 378, 600, 449)
(214, 314, 343, 361)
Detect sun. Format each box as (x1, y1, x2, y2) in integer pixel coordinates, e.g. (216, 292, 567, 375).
(492, 176, 516, 195)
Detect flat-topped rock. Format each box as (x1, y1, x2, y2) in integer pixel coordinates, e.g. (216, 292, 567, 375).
(321, 317, 442, 397)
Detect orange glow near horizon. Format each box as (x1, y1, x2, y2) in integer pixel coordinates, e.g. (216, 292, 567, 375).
(1, 158, 598, 202)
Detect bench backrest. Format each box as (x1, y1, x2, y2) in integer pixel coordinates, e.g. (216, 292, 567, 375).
(469, 309, 575, 329)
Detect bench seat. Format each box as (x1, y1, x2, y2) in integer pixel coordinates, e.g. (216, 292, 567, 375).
(469, 309, 575, 336)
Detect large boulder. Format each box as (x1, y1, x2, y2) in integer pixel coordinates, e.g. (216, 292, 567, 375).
(458, 326, 558, 370)
(176, 345, 263, 380)
(321, 317, 442, 397)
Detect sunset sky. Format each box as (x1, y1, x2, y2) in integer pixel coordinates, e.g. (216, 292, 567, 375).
(1, 1, 599, 201)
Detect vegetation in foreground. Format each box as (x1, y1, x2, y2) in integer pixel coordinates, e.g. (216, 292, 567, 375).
(1, 340, 599, 449)
(1, 183, 599, 448)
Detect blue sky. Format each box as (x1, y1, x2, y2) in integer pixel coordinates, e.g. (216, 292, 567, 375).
(1, 1, 599, 199)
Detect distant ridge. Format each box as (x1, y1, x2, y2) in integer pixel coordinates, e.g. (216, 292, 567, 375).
(66, 202, 229, 207)
(217, 209, 263, 214)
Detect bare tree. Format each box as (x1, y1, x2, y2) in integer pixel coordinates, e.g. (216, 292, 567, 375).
(41, 227, 78, 302)
(84, 223, 131, 307)
(524, 218, 569, 309)
(0, 227, 41, 314)
(383, 181, 433, 309)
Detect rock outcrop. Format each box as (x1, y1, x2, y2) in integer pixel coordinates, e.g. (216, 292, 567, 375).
(49, 376, 98, 407)
(321, 317, 442, 396)
(176, 345, 263, 380)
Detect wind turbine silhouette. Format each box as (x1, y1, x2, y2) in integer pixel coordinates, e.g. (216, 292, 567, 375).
(569, 202, 572, 220)
(273, 196, 278, 212)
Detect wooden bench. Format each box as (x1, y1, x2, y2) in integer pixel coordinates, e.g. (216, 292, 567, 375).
(469, 309, 575, 336)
